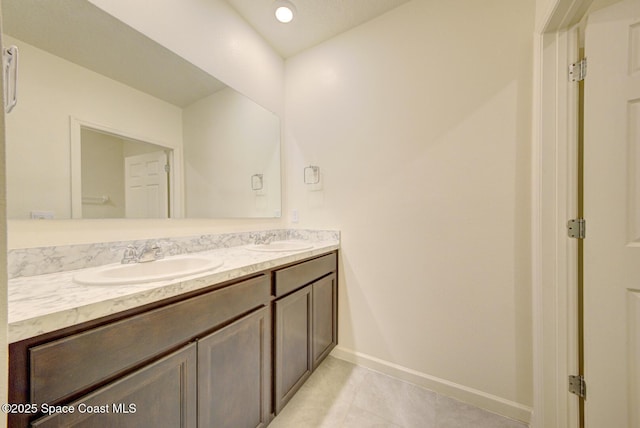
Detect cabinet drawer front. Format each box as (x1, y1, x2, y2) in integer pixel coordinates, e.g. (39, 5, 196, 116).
(31, 343, 197, 428)
(274, 253, 336, 297)
(30, 275, 269, 405)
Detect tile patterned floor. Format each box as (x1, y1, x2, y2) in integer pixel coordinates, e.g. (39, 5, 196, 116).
(269, 356, 529, 428)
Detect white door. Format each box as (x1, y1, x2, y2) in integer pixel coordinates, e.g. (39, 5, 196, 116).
(584, 0, 640, 426)
(124, 151, 169, 218)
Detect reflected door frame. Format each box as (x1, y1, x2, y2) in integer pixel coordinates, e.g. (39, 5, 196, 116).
(69, 116, 183, 219)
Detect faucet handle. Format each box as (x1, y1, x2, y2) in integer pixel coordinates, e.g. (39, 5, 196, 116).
(121, 245, 138, 264)
(265, 232, 277, 244)
(250, 232, 263, 245)
(151, 244, 164, 260)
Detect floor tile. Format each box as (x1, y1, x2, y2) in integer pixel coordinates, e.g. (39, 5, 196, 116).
(341, 406, 403, 428)
(351, 371, 437, 428)
(268, 356, 368, 428)
(269, 356, 529, 428)
(435, 395, 528, 428)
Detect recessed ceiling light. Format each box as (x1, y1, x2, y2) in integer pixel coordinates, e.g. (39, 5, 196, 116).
(274, 0, 296, 23)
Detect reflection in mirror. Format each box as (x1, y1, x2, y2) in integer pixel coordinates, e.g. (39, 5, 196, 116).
(184, 87, 281, 218)
(79, 128, 173, 219)
(2, 0, 281, 220)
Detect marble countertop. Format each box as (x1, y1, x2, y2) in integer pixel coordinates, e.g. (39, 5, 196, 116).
(8, 240, 339, 343)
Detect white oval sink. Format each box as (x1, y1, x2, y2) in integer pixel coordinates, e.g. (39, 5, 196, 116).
(246, 241, 313, 252)
(74, 255, 224, 285)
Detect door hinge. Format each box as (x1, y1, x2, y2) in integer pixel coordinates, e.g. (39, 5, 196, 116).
(569, 58, 587, 82)
(569, 375, 586, 398)
(567, 218, 586, 239)
(164, 164, 170, 173)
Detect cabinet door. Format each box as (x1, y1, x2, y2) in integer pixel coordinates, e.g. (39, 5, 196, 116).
(31, 343, 197, 428)
(312, 273, 337, 369)
(274, 285, 312, 413)
(198, 306, 271, 428)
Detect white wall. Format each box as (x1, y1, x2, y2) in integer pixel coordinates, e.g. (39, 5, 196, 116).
(0, 28, 8, 425)
(285, 0, 534, 420)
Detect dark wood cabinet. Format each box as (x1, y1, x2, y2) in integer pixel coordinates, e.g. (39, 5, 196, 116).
(31, 343, 197, 428)
(28, 275, 269, 407)
(312, 273, 337, 369)
(8, 250, 338, 427)
(274, 286, 313, 413)
(273, 256, 338, 414)
(198, 306, 271, 428)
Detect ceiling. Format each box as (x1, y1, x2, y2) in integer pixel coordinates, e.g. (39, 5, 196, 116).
(224, 0, 412, 58)
(1, 0, 412, 106)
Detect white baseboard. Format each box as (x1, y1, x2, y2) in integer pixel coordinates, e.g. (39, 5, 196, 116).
(330, 346, 532, 425)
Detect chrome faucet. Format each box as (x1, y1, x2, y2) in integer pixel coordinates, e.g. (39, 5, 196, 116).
(121, 242, 164, 264)
(138, 243, 164, 263)
(121, 245, 138, 264)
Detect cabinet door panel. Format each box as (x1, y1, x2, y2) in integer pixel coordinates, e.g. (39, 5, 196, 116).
(198, 306, 271, 428)
(274, 286, 312, 413)
(312, 274, 337, 368)
(31, 343, 197, 428)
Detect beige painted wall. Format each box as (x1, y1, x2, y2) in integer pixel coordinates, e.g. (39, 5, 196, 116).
(285, 0, 534, 415)
(80, 131, 126, 219)
(536, 0, 559, 30)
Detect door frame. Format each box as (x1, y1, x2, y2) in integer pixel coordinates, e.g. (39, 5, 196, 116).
(69, 116, 182, 218)
(533, 1, 593, 427)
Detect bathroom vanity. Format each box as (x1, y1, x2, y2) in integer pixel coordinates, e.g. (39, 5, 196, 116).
(6, 232, 338, 427)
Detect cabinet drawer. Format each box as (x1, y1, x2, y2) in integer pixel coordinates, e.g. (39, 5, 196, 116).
(274, 253, 336, 297)
(30, 274, 269, 405)
(31, 343, 197, 427)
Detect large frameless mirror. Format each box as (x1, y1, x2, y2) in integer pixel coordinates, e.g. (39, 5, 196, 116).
(2, 0, 282, 219)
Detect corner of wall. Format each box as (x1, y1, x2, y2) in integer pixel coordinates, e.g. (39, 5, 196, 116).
(0, 27, 9, 427)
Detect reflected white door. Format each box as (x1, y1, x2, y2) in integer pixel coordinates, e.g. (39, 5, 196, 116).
(124, 151, 168, 218)
(584, 0, 640, 426)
